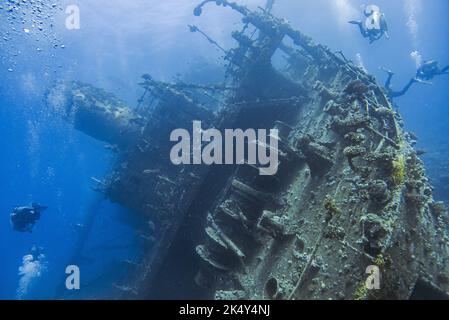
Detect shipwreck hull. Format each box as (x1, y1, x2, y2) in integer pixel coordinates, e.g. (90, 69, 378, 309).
(48, 1, 449, 300)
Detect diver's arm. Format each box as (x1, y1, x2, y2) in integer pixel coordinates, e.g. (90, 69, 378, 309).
(414, 77, 433, 85)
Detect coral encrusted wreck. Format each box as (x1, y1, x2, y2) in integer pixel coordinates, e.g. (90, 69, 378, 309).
(47, 1, 449, 300)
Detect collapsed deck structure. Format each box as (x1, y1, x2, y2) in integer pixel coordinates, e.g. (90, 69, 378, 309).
(47, 1, 449, 300)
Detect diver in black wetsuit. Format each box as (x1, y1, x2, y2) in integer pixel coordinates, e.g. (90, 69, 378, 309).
(349, 6, 389, 44)
(381, 68, 418, 99)
(416, 60, 449, 81)
(10, 203, 47, 233)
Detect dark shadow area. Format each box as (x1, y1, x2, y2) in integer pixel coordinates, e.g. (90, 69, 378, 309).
(410, 279, 449, 300)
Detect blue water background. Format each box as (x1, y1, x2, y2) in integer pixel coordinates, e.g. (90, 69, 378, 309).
(0, 0, 448, 299)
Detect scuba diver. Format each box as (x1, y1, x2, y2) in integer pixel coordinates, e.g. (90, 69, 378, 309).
(10, 203, 47, 233)
(349, 5, 389, 44)
(416, 60, 449, 81)
(381, 68, 419, 99)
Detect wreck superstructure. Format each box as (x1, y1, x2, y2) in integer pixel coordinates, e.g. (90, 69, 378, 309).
(47, 1, 449, 300)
